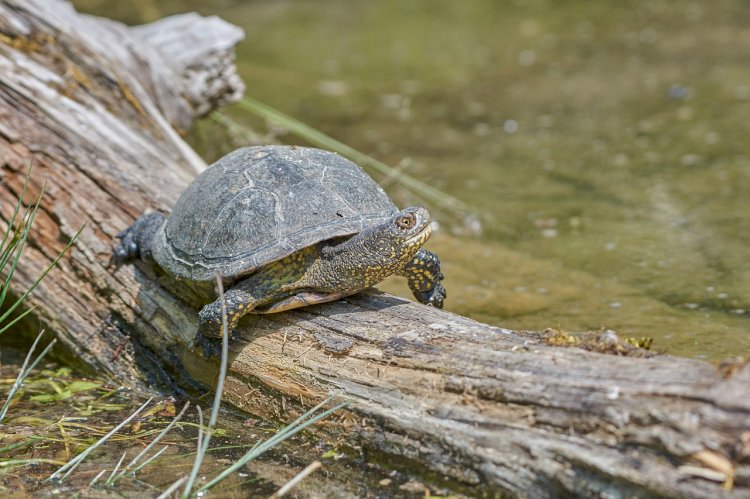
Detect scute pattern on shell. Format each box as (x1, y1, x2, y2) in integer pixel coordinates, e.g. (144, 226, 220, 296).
(152, 146, 398, 281)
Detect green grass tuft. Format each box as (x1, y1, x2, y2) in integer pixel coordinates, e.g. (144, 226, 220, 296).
(0, 164, 84, 424)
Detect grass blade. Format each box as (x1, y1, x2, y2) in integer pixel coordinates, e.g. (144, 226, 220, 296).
(0, 329, 56, 423)
(182, 405, 203, 497)
(0, 163, 33, 271)
(106, 451, 127, 484)
(47, 397, 153, 482)
(0, 306, 35, 335)
(0, 223, 85, 327)
(183, 272, 230, 497)
(0, 186, 45, 310)
(127, 445, 169, 476)
(196, 399, 347, 494)
(110, 401, 190, 484)
(232, 97, 473, 215)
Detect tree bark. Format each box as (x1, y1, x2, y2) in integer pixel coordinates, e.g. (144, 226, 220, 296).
(0, 2, 748, 497)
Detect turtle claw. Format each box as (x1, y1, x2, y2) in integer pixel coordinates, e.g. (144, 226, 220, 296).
(112, 212, 165, 265)
(193, 332, 222, 359)
(414, 283, 446, 309)
(112, 228, 139, 264)
(193, 327, 240, 359)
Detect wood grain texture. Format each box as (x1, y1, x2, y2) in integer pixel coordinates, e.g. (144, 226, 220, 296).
(0, 2, 748, 497)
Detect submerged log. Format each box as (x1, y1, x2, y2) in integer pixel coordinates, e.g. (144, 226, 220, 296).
(0, 2, 748, 497)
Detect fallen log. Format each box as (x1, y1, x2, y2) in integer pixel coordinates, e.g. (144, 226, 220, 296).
(0, 2, 748, 497)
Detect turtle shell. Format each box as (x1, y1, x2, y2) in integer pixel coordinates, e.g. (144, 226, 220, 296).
(152, 146, 398, 281)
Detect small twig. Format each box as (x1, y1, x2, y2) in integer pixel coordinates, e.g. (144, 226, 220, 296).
(157, 476, 188, 499)
(88, 469, 107, 488)
(270, 461, 322, 498)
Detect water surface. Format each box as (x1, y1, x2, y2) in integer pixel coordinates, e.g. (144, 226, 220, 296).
(75, 0, 750, 359)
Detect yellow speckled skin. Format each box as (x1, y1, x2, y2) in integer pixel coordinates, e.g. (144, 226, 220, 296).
(197, 206, 446, 347)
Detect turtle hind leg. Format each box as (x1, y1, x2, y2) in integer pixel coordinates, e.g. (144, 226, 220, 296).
(113, 212, 165, 264)
(397, 249, 447, 308)
(196, 287, 259, 358)
(195, 286, 343, 358)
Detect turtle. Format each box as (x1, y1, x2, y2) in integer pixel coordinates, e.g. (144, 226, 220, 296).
(114, 145, 446, 357)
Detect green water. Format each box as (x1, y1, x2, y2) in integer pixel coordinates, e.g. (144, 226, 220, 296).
(75, 0, 750, 359)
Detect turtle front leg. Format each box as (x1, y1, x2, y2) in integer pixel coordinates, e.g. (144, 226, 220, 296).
(397, 249, 446, 308)
(113, 212, 165, 264)
(196, 287, 259, 358)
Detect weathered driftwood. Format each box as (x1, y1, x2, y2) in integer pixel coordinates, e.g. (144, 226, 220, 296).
(1, 2, 749, 497)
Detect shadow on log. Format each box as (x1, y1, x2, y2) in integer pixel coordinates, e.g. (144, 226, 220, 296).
(0, 1, 748, 497)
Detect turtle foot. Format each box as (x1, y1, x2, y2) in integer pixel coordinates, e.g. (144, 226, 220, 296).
(193, 332, 222, 359)
(113, 226, 139, 264)
(414, 283, 447, 309)
(400, 249, 446, 309)
(192, 329, 239, 359)
(112, 212, 165, 265)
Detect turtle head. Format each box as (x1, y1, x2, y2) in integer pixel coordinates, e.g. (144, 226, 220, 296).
(336, 206, 432, 287)
(314, 206, 433, 291)
(380, 206, 432, 258)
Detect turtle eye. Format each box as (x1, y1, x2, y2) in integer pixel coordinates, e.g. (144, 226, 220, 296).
(396, 214, 415, 229)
